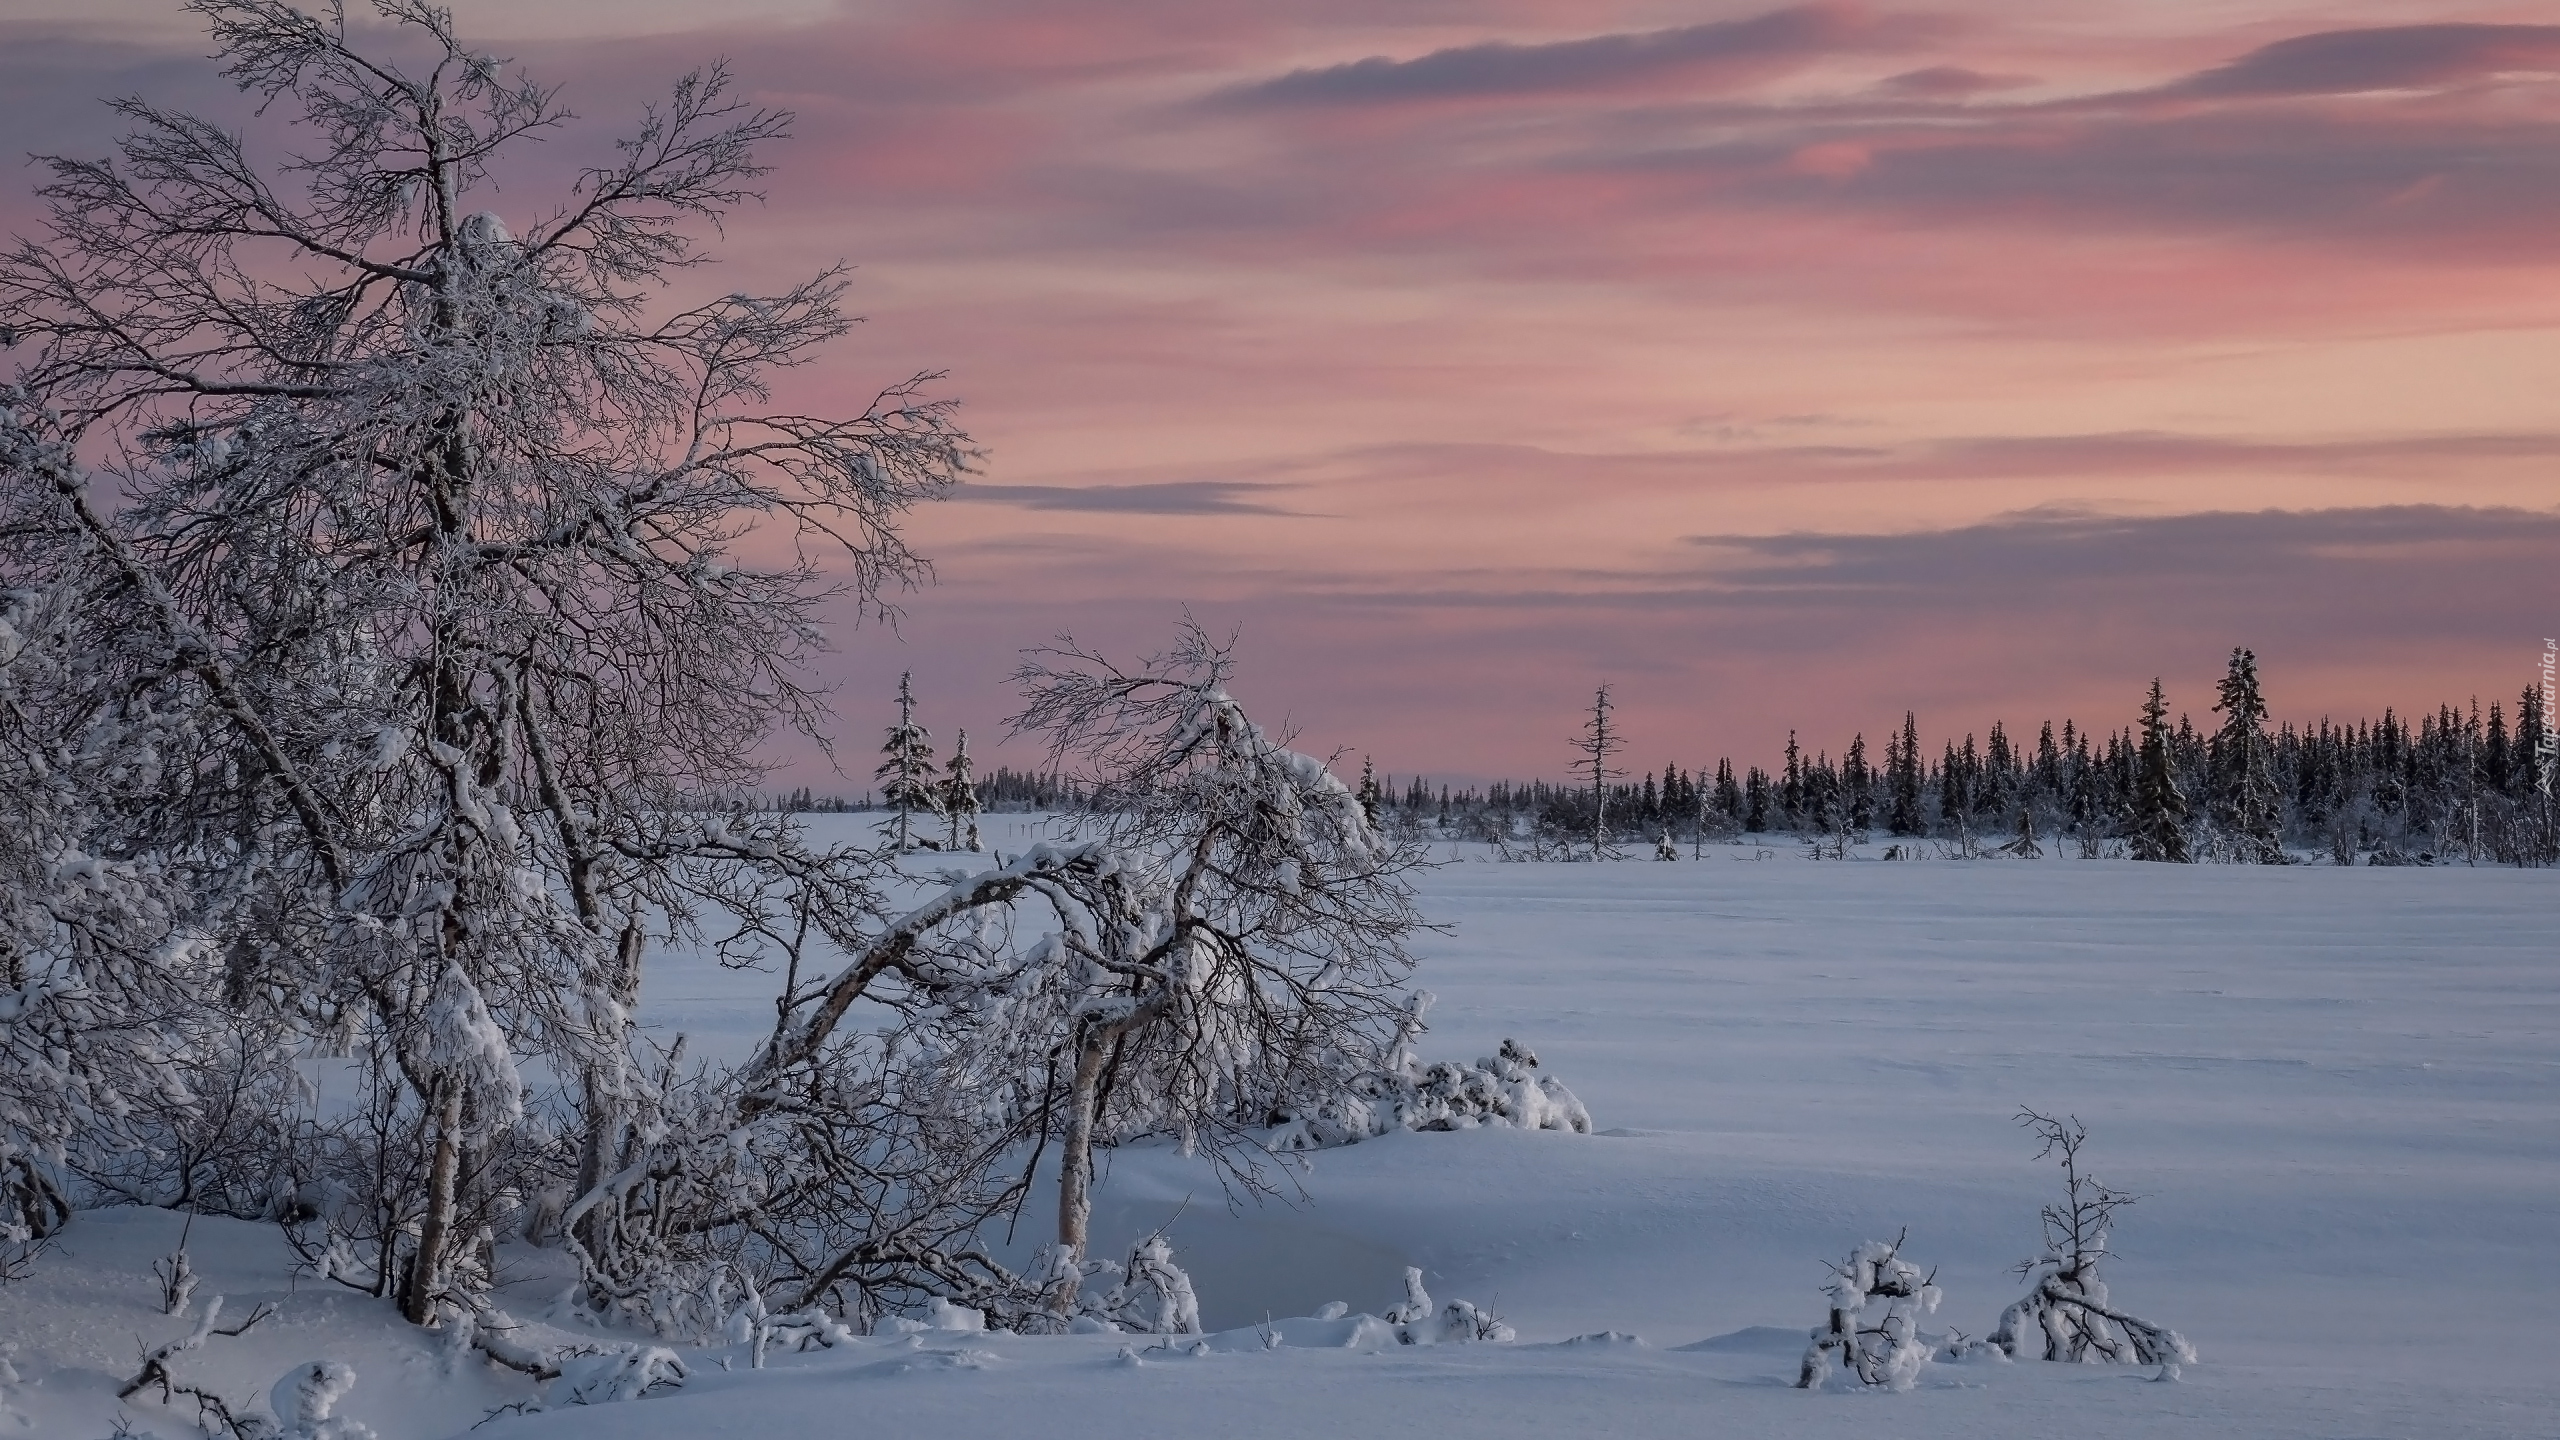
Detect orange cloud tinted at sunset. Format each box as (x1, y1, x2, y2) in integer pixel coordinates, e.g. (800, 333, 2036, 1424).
(4, 0, 2556, 783)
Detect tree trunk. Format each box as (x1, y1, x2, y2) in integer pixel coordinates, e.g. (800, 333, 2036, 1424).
(403, 1088, 463, 1325)
(1049, 1031, 1112, 1317)
(572, 923, 644, 1257)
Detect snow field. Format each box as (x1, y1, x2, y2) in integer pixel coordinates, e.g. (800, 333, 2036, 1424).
(5, 844, 2553, 1438)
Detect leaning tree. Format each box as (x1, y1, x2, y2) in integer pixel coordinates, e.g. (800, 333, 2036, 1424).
(1, 0, 969, 1326)
(546, 623, 1428, 1333)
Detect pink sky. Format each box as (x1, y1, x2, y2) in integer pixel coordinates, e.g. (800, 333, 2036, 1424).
(5, 1, 2558, 786)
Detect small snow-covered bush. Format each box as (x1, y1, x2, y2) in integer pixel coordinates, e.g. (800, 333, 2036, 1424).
(269, 1360, 377, 1440)
(1053, 1235, 1204, 1335)
(1988, 1112, 2193, 1374)
(1383, 1266, 1514, 1345)
(1797, 1233, 1939, 1390)
(1091, 1236, 1202, 1336)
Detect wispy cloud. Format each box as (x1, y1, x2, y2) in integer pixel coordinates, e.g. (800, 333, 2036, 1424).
(951, 481, 1303, 515)
(1682, 504, 2560, 591)
(2164, 23, 2560, 99)
(9, 3, 2557, 778)
(1222, 8, 1903, 106)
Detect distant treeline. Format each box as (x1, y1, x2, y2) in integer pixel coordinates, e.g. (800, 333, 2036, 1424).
(761, 766, 1084, 814)
(1357, 652, 2557, 867)
(762, 650, 2558, 866)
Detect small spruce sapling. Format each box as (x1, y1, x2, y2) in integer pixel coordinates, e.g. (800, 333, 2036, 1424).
(1988, 1110, 2193, 1375)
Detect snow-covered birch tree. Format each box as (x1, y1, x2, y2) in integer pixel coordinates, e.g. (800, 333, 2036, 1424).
(1005, 624, 1429, 1316)
(0, 0, 969, 1325)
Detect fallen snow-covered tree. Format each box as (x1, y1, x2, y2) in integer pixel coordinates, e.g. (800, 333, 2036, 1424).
(1796, 1231, 1939, 1390)
(1269, 1007, 1592, 1150)
(1987, 1111, 2193, 1373)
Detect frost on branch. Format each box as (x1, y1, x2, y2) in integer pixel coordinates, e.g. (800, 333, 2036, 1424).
(1987, 1111, 2193, 1375)
(1796, 1231, 1939, 1390)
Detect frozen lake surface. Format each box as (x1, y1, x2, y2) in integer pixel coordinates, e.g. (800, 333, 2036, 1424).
(7, 841, 2553, 1438)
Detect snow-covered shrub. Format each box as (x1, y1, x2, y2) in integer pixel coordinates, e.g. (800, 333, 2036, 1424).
(1797, 1233, 1939, 1390)
(1270, 1005, 1592, 1150)
(269, 1360, 377, 1440)
(1381, 1266, 1513, 1345)
(1073, 1235, 1202, 1336)
(1988, 1111, 2193, 1374)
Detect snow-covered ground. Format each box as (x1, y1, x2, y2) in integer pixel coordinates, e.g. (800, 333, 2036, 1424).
(8, 835, 2555, 1438)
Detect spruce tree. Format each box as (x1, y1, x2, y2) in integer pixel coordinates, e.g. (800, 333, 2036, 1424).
(1981, 722, 2014, 821)
(2129, 679, 2192, 863)
(1939, 740, 1968, 833)
(877, 670, 941, 849)
(2207, 648, 2284, 862)
(1782, 731, 1805, 831)
(1356, 756, 1382, 827)
(1889, 713, 1925, 836)
(2520, 683, 2552, 799)
(943, 727, 982, 851)
(1844, 733, 1874, 834)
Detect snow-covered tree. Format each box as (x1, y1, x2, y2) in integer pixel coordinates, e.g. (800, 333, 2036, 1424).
(2208, 648, 2285, 863)
(2127, 680, 2192, 863)
(1888, 712, 1926, 837)
(878, 671, 942, 850)
(554, 625, 1428, 1333)
(942, 727, 981, 852)
(1006, 623, 1429, 1315)
(1989, 1111, 2192, 1373)
(1568, 686, 1623, 858)
(1, 0, 968, 1325)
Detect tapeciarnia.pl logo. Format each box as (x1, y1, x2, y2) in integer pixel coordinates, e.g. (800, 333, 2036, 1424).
(2539, 638, 2556, 797)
